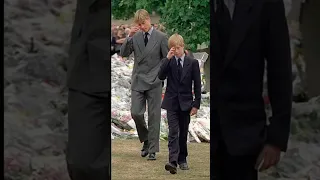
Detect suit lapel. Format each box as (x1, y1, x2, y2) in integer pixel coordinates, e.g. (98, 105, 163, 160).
(136, 31, 145, 54)
(180, 57, 191, 82)
(223, 0, 256, 72)
(137, 30, 159, 64)
(171, 57, 179, 81)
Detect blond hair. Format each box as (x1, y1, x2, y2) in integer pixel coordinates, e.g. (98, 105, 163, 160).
(168, 33, 185, 49)
(134, 9, 150, 24)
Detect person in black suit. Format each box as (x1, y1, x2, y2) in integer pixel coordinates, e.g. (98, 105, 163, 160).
(158, 33, 202, 174)
(66, 0, 111, 179)
(161, 49, 194, 88)
(211, 0, 292, 180)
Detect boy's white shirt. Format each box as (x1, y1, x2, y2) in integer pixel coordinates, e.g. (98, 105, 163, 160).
(174, 53, 185, 67)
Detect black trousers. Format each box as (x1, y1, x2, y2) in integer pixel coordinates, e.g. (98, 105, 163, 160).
(66, 89, 111, 180)
(167, 110, 191, 165)
(211, 110, 258, 180)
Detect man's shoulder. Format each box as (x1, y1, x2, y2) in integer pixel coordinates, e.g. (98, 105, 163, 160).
(154, 29, 168, 38)
(132, 31, 142, 38)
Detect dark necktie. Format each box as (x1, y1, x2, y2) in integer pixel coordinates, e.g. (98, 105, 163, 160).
(144, 32, 149, 46)
(177, 58, 182, 81)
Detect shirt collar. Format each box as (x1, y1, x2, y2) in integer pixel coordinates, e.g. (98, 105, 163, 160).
(146, 26, 154, 35)
(175, 53, 185, 62)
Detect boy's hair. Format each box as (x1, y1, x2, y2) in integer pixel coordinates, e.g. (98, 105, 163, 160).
(168, 33, 185, 49)
(134, 9, 150, 24)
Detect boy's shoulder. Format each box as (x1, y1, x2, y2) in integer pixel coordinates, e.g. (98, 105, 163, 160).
(186, 56, 199, 64)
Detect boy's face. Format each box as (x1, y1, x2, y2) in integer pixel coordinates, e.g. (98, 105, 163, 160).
(137, 18, 151, 32)
(173, 45, 185, 58)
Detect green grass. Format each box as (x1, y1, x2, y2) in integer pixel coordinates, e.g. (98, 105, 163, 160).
(112, 139, 210, 180)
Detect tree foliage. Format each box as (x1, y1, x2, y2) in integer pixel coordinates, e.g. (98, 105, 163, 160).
(111, 0, 166, 20)
(112, 0, 209, 51)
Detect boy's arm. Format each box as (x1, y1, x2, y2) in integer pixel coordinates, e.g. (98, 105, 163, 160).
(119, 36, 134, 57)
(265, 0, 292, 152)
(192, 60, 201, 109)
(158, 57, 171, 80)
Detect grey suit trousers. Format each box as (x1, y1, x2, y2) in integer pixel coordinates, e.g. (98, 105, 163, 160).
(131, 85, 162, 153)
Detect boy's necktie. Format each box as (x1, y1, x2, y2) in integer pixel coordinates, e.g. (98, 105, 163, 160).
(177, 58, 182, 81)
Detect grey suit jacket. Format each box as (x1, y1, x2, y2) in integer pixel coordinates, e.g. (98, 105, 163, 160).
(67, 0, 110, 93)
(120, 30, 169, 91)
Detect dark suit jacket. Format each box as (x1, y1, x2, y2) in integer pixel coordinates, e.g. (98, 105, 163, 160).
(211, 0, 292, 155)
(158, 56, 201, 112)
(67, 0, 110, 93)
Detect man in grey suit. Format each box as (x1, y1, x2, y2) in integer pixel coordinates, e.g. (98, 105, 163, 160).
(66, 0, 111, 179)
(120, 9, 169, 160)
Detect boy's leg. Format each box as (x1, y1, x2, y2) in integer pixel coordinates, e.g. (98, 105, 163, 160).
(67, 89, 111, 180)
(167, 111, 180, 165)
(178, 111, 191, 165)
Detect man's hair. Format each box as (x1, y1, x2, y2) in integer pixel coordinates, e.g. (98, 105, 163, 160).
(168, 33, 185, 49)
(134, 9, 150, 24)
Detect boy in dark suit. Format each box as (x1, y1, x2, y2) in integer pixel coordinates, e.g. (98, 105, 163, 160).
(158, 34, 202, 174)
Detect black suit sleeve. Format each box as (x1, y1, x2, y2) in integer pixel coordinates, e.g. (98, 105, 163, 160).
(158, 58, 171, 80)
(264, 0, 292, 152)
(192, 60, 202, 109)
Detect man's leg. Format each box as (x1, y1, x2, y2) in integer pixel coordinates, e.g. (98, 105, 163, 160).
(130, 90, 148, 155)
(67, 89, 111, 180)
(145, 85, 162, 156)
(178, 111, 191, 168)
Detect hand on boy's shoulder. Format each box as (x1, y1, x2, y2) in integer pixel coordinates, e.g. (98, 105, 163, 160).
(190, 107, 198, 116)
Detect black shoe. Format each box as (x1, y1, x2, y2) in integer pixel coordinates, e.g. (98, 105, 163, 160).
(179, 163, 189, 170)
(165, 163, 177, 174)
(147, 153, 156, 160)
(141, 141, 149, 157)
(141, 150, 148, 157)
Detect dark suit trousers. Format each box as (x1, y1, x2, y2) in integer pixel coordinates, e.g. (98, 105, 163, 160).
(211, 110, 258, 180)
(167, 109, 191, 165)
(67, 89, 111, 180)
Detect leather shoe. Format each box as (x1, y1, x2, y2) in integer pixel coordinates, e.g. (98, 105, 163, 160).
(147, 153, 156, 160)
(165, 163, 177, 174)
(179, 163, 189, 170)
(140, 141, 149, 157)
(141, 150, 148, 157)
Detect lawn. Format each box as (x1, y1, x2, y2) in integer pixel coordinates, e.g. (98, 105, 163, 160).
(112, 139, 210, 180)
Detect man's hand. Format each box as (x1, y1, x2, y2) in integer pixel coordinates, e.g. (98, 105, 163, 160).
(190, 107, 198, 116)
(167, 47, 175, 59)
(129, 26, 139, 37)
(255, 144, 281, 171)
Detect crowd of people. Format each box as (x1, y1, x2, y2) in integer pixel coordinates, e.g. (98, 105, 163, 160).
(111, 23, 166, 56)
